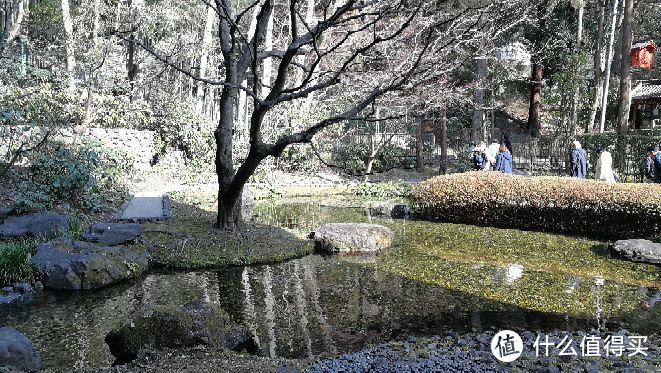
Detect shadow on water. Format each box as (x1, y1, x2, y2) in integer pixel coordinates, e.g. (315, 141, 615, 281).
(0, 197, 658, 369)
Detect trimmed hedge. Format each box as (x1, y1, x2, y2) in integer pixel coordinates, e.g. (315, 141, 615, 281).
(412, 172, 661, 240)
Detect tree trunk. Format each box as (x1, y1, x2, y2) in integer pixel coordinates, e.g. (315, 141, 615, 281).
(570, 2, 584, 136)
(216, 80, 240, 230)
(0, 0, 27, 53)
(363, 134, 376, 182)
(616, 0, 633, 135)
(528, 62, 543, 137)
(415, 121, 423, 171)
(196, 4, 215, 114)
(261, 10, 274, 98)
(439, 111, 448, 175)
(587, 0, 607, 133)
(472, 56, 487, 144)
(61, 0, 76, 92)
(599, 0, 621, 133)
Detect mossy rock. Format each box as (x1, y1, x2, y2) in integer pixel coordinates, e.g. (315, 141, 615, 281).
(105, 303, 256, 363)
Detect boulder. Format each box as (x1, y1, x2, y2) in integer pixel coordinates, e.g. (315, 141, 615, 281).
(105, 303, 256, 362)
(311, 223, 394, 253)
(0, 207, 15, 222)
(82, 223, 142, 246)
(30, 239, 149, 290)
(368, 203, 411, 219)
(0, 327, 43, 372)
(0, 212, 69, 239)
(611, 239, 661, 264)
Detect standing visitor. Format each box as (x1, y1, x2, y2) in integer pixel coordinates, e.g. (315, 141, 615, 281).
(644, 146, 656, 183)
(654, 145, 661, 184)
(570, 140, 587, 179)
(494, 143, 513, 174)
(504, 134, 513, 155)
(594, 146, 616, 183)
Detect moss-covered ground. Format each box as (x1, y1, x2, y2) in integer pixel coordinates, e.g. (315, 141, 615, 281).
(130, 190, 315, 269)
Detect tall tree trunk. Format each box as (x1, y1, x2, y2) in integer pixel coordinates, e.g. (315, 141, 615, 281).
(599, 0, 620, 133)
(528, 62, 543, 137)
(588, 0, 607, 133)
(472, 56, 487, 143)
(196, 4, 215, 114)
(439, 110, 448, 175)
(61, 0, 76, 92)
(0, 0, 27, 53)
(363, 133, 376, 182)
(616, 0, 633, 134)
(570, 1, 584, 136)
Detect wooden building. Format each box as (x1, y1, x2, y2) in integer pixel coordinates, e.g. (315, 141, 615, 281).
(630, 80, 661, 130)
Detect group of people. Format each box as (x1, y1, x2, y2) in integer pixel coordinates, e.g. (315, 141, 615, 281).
(471, 135, 513, 174)
(472, 137, 661, 183)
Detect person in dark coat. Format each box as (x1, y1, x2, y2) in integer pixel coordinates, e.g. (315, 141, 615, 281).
(569, 140, 587, 179)
(654, 145, 661, 184)
(494, 143, 513, 174)
(644, 145, 656, 183)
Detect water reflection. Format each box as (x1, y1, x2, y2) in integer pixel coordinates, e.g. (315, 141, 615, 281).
(0, 200, 658, 369)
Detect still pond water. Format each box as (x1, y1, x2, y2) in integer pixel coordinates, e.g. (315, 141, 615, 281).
(1, 198, 659, 369)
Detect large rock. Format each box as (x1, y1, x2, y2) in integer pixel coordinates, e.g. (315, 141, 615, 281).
(82, 223, 142, 246)
(368, 203, 411, 219)
(0, 327, 43, 372)
(30, 239, 149, 290)
(0, 212, 69, 239)
(105, 303, 256, 362)
(311, 223, 395, 253)
(611, 239, 661, 264)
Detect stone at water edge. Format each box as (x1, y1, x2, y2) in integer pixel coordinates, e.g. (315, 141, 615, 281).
(368, 203, 411, 219)
(0, 327, 43, 372)
(82, 223, 142, 246)
(0, 212, 69, 239)
(105, 303, 256, 363)
(30, 239, 149, 290)
(311, 223, 395, 253)
(611, 239, 661, 264)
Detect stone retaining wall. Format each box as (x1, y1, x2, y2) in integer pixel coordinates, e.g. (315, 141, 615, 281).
(0, 126, 156, 169)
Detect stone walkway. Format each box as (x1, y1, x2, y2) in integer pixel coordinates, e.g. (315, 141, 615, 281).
(117, 191, 171, 221)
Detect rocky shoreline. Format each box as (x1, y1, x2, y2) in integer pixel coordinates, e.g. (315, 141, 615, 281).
(87, 330, 660, 372)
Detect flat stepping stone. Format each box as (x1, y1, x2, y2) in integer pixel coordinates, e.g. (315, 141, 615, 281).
(118, 192, 172, 222)
(0, 212, 69, 239)
(83, 223, 142, 246)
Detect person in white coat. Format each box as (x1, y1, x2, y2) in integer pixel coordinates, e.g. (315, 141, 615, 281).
(594, 146, 616, 183)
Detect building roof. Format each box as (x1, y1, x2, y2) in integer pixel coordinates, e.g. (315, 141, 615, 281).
(631, 81, 661, 101)
(632, 40, 656, 50)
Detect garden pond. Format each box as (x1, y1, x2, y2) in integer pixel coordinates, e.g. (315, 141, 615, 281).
(0, 197, 659, 369)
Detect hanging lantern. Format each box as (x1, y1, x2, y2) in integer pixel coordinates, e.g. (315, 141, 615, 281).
(631, 40, 656, 69)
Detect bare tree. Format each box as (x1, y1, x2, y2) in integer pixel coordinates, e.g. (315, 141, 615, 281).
(599, 0, 620, 133)
(117, 0, 531, 231)
(0, 0, 28, 53)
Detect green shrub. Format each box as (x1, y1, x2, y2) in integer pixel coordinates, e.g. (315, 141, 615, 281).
(334, 142, 413, 175)
(352, 181, 412, 198)
(16, 141, 131, 212)
(412, 172, 661, 240)
(0, 240, 36, 284)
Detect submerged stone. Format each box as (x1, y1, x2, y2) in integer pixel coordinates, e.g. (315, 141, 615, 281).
(311, 223, 394, 253)
(30, 239, 149, 290)
(105, 303, 256, 363)
(0, 327, 43, 372)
